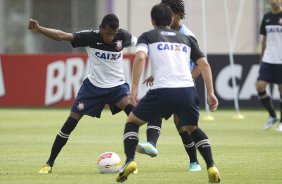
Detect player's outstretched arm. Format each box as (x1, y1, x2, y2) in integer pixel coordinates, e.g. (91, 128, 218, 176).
(28, 19, 74, 42)
(196, 57, 218, 111)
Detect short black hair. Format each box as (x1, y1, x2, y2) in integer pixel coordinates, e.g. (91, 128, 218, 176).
(100, 13, 119, 30)
(151, 4, 173, 27)
(161, 0, 185, 19)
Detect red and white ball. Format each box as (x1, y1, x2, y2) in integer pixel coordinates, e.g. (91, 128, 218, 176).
(97, 152, 121, 174)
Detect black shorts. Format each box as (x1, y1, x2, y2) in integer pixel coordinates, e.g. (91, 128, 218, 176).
(71, 78, 130, 118)
(257, 62, 282, 84)
(133, 87, 199, 126)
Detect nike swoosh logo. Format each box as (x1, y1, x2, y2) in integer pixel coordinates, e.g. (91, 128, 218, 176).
(97, 42, 103, 45)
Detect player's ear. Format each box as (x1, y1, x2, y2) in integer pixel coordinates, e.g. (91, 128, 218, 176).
(151, 19, 156, 27)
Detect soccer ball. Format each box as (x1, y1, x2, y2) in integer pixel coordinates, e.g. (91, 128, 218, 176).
(97, 152, 121, 174)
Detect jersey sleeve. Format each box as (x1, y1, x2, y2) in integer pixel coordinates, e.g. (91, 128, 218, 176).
(121, 29, 137, 47)
(71, 30, 96, 48)
(260, 14, 267, 36)
(189, 36, 205, 63)
(135, 33, 149, 54)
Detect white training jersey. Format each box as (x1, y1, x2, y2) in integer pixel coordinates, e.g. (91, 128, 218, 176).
(136, 27, 204, 89)
(71, 29, 137, 88)
(260, 12, 282, 64)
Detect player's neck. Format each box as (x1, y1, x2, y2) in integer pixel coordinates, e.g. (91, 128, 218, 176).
(272, 7, 282, 14)
(171, 23, 181, 31)
(154, 26, 170, 29)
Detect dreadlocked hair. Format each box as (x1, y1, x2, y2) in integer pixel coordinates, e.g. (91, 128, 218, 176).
(101, 13, 119, 30)
(161, 0, 185, 19)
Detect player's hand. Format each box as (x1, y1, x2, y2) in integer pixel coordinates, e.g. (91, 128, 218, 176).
(28, 19, 40, 32)
(130, 89, 138, 106)
(207, 93, 218, 112)
(143, 76, 154, 87)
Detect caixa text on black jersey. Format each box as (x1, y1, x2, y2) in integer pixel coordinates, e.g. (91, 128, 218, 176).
(266, 26, 282, 33)
(157, 43, 189, 53)
(95, 52, 122, 60)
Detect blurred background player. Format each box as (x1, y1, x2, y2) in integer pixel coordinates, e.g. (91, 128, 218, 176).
(28, 14, 138, 173)
(136, 0, 202, 172)
(256, 0, 282, 131)
(117, 4, 220, 183)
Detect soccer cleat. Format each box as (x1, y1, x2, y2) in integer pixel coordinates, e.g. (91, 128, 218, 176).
(275, 123, 282, 132)
(135, 142, 158, 158)
(116, 161, 137, 183)
(133, 168, 138, 174)
(262, 117, 278, 130)
(38, 164, 52, 174)
(208, 166, 220, 183)
(189, 162, 201, 172)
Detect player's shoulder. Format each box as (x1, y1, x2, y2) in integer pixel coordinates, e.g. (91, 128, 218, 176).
(138, 29, 156, 40)
(76, 29, 98, 34)
(145, 28, 179, 36)
(117, 28, 135, 38)
(179, 24, 197, 39)
(117, 28, 131, 36)
(74, 29, 100, 39)
(263, 11, 273, 19)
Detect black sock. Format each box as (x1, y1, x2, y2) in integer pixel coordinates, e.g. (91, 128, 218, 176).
(191, 128, 214, 169)
(146, 119, 162, 147)
(258, 91, 277, 118)
(46, 117, 78, 167)
(123, 122, 139, 163)
(179, 131, 198, 163)
(124, 104, 134, 116)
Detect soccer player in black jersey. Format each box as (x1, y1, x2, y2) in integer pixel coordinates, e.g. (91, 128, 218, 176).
(116, 4, 220, 183)
(256, 0, 282, 131)
(136, 0, 202, 172)
(29, 14, 139, 174)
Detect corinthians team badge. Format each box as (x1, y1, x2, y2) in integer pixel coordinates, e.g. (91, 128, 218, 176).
(115, 40, 123, 51)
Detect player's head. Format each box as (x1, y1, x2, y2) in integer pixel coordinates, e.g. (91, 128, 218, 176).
(161, 0, 185, 30)
(99, 14, 119, 44)
(151, 4, 173, 27)
(161, 0, 185, 19)
(268, 0, 282, 11)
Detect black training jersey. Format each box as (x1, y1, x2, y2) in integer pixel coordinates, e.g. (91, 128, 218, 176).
(136, 27, 204, 89)
(260, 12, 282, 64)
(71, 29, 137, 88)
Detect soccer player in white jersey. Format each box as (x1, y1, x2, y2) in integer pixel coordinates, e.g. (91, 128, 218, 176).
(28, 14, 139, 174)
(136, 0, 202, 172)
(256, 0, 282, 131)
(116, 4, 220, 183)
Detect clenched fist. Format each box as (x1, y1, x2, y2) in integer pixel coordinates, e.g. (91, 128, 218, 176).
(28, 19, 40, 32)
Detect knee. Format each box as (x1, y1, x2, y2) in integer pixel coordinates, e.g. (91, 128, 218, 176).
(186, 126, 197, 134)
(69, 112, 82, 121)
(256, 81, 265, 92)
(127, 113, 145, 127)
(177, 126, 186, 133)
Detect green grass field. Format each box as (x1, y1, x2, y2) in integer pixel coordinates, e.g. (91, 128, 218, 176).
(1, 108, 282, 184)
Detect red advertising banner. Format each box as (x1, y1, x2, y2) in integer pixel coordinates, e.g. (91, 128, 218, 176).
(0, 54, 279, 107)
(0, 54, 134, 107)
